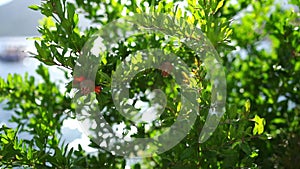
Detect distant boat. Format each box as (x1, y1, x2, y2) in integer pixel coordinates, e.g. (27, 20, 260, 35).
(0, 46, 27, 62)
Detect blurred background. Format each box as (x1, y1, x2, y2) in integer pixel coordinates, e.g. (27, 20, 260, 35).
(0, 0, 41, 36)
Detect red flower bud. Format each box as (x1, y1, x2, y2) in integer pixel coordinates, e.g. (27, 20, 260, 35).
(73, 76, 86, 84)
(94, 86, 102, 94)
(73, 76, 102, 95)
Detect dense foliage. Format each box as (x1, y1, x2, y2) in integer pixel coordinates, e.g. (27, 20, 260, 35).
(0, 0, 299, 168)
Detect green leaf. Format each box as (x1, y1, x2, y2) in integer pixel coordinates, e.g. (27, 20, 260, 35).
(252, 115, 266, 135)
(67, 147, 74, 160)
(28, 4, 39, 11)
(27, 146, 33, 160)
(245, 99, 251, 113)
(228, 104, 237, 119)
(271, 118, 286, 124)
(250, 151, 259, 158)
(180, 147, 194, 160)
(240, 143, 251, 155)
(67, 3, 76, 23)
(215, 0, 225, 13)
(5, 128, 15, 141)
